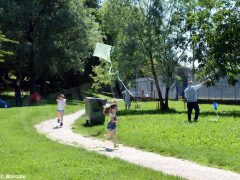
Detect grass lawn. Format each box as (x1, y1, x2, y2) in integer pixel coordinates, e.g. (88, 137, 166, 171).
(0, 100, 180, 180)
(74, 100, 240, 172)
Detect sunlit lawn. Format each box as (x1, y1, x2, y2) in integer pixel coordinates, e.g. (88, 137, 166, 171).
(0, 100, 180, 179)
(74, 100, 240, 172)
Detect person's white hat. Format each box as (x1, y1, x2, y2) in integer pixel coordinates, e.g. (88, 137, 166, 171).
(104, 102, 117, 109)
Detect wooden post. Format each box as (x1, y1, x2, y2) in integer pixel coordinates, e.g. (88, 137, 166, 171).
(156, 101, 160, 109)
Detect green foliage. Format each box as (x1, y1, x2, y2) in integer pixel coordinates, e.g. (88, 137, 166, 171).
(84, 0, 100, 9)
(98, 0, 191, 109)
(187, 0, 240, 85)
(0, 33, 18, 62)
(91, 59, 113, 90)
(0, 0, 102, 93)
(74, 100, 240, 172)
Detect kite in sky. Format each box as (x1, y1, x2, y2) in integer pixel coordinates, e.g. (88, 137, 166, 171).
(93, 42, 112, 63)
(93, 42, 134, 97)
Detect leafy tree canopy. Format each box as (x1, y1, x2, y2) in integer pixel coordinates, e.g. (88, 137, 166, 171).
(187, 0, 240, 85)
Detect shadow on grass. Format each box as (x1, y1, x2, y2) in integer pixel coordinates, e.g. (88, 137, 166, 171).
(78, 115, 106, 128)
(118, 109, 240, 118)
(83, 122, 105, 128)
(118, 109, 180, 116)
(201, 111, 240, 117)
(0, 94, 28, 107)
(0, 94, 84, 108)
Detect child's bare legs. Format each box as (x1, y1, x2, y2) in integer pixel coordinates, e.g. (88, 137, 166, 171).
(104, 129, 117, 147)
(125, 105, 131, 110)
(113, 129, 117, 147)
(104, 130, 112, 139)
(57, 111, 64, 126)
(60, 111, 64, 125)
(57, 112, 61, 123)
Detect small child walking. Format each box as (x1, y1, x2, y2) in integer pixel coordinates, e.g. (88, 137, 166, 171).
(104, 104, 121, 148)
(56, 94, 66, 127)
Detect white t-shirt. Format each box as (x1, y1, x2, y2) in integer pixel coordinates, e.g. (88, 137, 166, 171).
(57, 99, 66, 110)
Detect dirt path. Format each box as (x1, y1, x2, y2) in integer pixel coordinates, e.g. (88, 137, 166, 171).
(35, 110, 240, 180)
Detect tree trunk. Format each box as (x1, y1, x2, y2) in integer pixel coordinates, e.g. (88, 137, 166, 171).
(115, 81, 122, 98)
(175, 81, 179, 100)
(25, 20, 36, 95)
(149, 56, 165, 110)
(29, 45, 35, 95)
(40, 71, 48, 98)
(165, 87, 170, 109)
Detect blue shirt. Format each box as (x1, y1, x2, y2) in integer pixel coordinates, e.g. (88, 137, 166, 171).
(184, 83, 203, 102)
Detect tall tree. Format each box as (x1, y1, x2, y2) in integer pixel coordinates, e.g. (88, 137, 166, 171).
(0, 32, 18, 90)
(187, 0, 240, 85)
(0, 0, 102, 95)
(95, 0, 190, 110)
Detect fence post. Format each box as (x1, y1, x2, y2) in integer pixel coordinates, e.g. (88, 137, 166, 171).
(235, 86, 237, 101)
(208, 87, 209, 100)
(141, 90, 144, 98)
(221, 81, 223, 100)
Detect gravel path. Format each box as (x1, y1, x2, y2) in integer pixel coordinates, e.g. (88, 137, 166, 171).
(35, 110, 240, 180)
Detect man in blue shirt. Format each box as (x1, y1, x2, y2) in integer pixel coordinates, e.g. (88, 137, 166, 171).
(184, 80, 208, 122)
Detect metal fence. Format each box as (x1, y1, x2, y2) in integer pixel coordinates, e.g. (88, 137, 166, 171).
(134, 77, 240, 101)
(197, 80, 240, 100)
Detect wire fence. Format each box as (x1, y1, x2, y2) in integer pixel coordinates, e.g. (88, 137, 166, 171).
(197, 81, 240, 100)
(134, 77, 240, 101)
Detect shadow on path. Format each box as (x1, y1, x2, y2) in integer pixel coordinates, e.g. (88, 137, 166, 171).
(118, 109, 240, 118)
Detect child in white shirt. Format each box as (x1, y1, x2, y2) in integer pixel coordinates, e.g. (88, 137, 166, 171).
(56, 94, 66, 127)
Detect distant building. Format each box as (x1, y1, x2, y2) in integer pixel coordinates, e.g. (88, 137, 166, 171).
(132, 77, 177, 99)
(133, 76, 240, 100)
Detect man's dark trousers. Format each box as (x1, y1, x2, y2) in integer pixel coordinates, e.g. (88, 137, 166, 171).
(187, 102, 200, 122)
